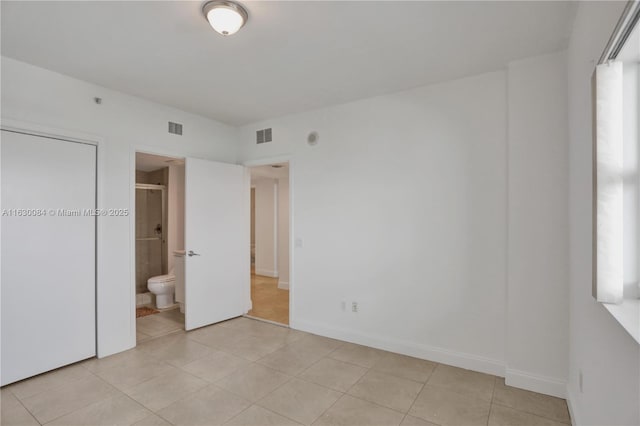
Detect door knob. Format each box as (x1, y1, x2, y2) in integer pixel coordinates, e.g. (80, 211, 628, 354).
(188, 250, 201, 257)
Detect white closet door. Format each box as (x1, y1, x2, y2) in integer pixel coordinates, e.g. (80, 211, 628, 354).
(1, 130, 96, 386)
(184, 158, 248, 330)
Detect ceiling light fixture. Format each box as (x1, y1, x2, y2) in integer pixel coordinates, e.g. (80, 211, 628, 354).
(202, 1, 248, 36)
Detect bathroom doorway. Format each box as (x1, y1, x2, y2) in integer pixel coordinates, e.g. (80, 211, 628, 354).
(135, 152, 186, 342)
(247, 162, 290, 325)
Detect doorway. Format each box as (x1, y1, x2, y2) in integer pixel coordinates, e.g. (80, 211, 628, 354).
(247, 162, 290, 325)
(134, 152, 185, 342)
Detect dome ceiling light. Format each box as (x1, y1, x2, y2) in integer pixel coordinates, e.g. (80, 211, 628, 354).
(202, 1, 248, 36)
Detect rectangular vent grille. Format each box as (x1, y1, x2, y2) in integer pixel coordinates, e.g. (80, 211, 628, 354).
(256, 128, 273, 144)
(168, 121, 183, 135)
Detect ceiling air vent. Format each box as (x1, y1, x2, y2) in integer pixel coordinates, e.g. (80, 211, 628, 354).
(256, 128, 273, 144)
(168, 121, 183, 135)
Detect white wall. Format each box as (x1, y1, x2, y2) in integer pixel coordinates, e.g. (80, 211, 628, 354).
(506, 51, 570, 397)
(567, 2, 640, 425)
(253, 178, 278, 277)
(278, 177, 290, 289)
(1, 57, 238, 357)
(167, 164, 185, 272)
(239, 71, 509, 375)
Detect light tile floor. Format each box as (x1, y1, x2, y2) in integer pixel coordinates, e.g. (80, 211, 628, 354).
(1, 317, 571, 426)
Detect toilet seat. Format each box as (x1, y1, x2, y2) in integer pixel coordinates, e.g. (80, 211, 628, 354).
(148, 274, 175, 284)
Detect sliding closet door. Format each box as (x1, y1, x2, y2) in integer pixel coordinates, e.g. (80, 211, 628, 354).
(1, 130, 96, 386)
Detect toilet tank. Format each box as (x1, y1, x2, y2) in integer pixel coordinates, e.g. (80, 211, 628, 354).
(173, 250, 186, 304)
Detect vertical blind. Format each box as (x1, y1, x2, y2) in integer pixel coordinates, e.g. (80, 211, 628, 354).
(594, 61, 624, 304)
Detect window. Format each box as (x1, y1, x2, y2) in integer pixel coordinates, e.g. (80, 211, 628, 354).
(593, 1, 640, 342)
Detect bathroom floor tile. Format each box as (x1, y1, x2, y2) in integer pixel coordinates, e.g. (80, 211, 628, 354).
(47, 394, 150, 426)
(124, 370, 208, 411)
(298, 358, 368, 392)
(313, 394, 405, 426)
(156, 308, 184, 324)
(216, 364, 291, 402)
(157, 385, 250, 426)
(257, 378, 342, 425)
(348, 370, 423, 413)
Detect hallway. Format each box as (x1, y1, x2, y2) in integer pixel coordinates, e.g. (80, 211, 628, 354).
(248, 272, 289, 325)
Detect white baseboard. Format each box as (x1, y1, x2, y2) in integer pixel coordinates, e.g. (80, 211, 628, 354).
(291, 319, 569, 399)
(566, 386, 580, 426)
(505, 368, 567, 398)
(294, 319, 505, 377)
(277, 280, 289, 290)
(255, 268, 278, 278)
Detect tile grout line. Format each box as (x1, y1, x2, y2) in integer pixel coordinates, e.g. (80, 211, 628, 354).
(399, 363, 438, 426)
(38, 368, 124, 425)
(486, 375, 498, 426)
(490, 401, 572, 425)
(215, 361, 296, 405)
(492, 378, 572, 424)
(5, 386, 43, 426)
(12, 316, 568, 426)
(326, 361, 414, 417)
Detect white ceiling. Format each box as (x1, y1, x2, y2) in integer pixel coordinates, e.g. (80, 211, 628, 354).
(1, 1, 577, 126)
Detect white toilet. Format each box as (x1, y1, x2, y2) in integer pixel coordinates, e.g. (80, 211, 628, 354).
(147, 269, 176, 309)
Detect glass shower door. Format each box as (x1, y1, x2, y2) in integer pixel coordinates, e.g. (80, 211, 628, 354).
(135, 185, 165, 294)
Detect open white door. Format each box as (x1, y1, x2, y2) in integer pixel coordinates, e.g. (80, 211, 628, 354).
(185, 158, 249, 330)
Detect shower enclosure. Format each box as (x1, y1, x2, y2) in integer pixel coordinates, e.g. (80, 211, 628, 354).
(135, 184, 167, 294)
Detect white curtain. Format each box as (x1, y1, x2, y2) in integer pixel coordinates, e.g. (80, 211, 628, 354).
(594, 61, 624, 304)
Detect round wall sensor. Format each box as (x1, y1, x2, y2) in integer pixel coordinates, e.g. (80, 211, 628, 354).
(307, 131, 319, 146)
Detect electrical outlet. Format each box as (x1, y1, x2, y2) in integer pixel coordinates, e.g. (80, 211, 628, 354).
(341, 301, 346, 311)
(579, 370, 583, 393)
(295, 238, 303, 248)
(352, 302, 358, 313)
